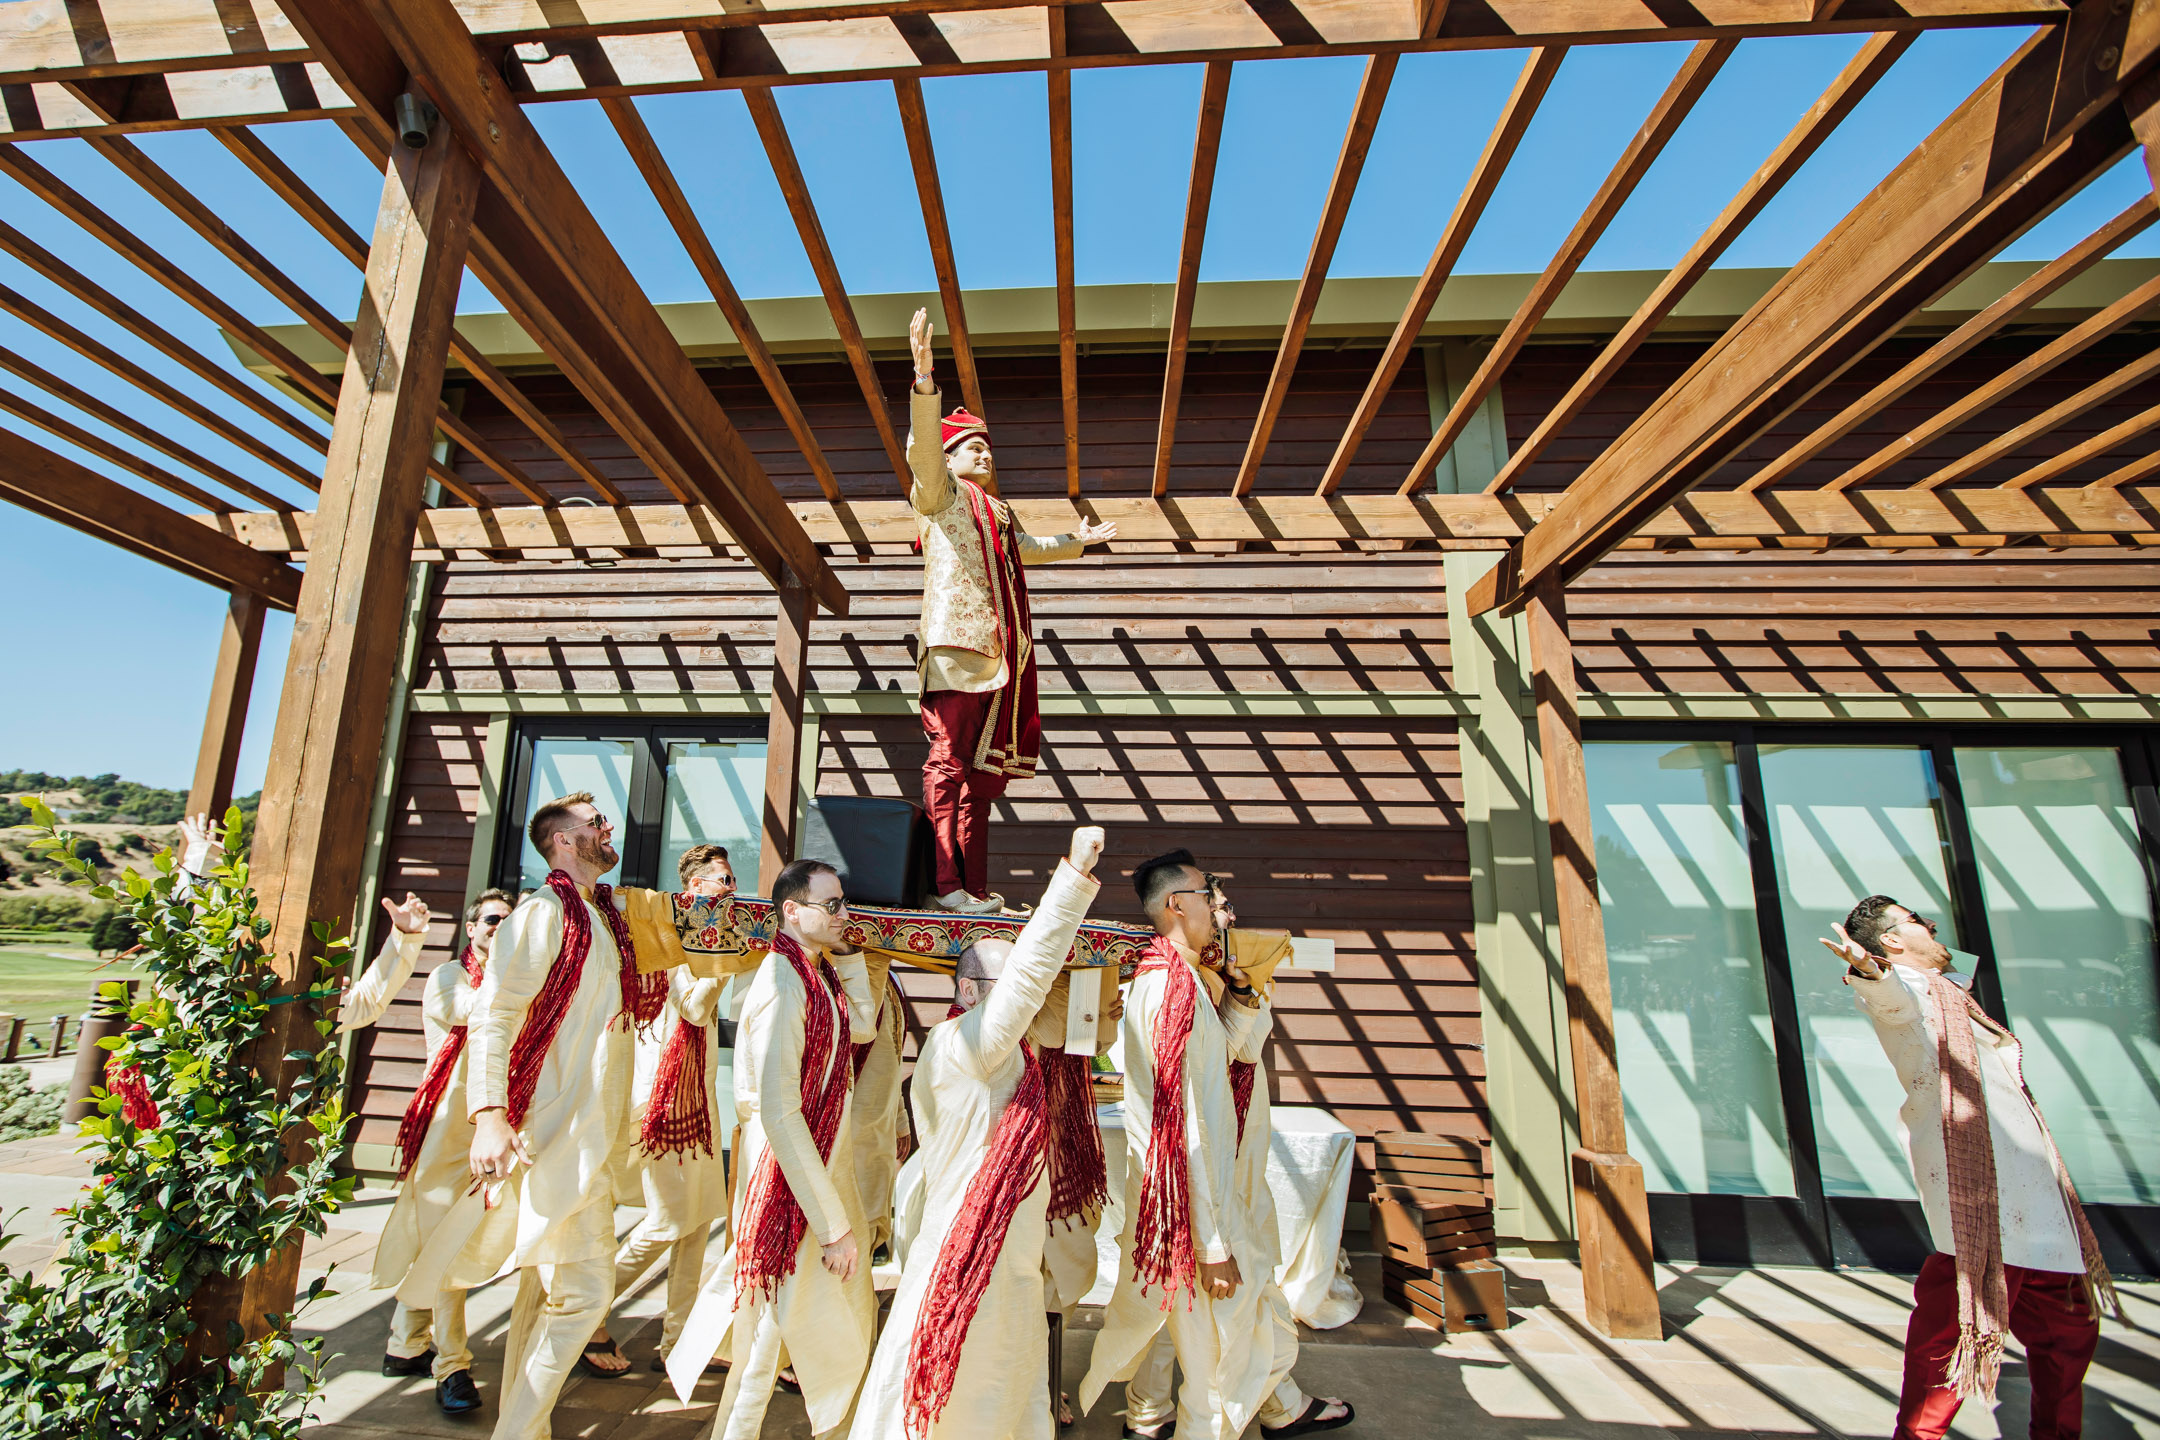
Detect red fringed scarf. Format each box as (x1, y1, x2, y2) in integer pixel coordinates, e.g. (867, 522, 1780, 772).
(1130, 936, 1201, 1304)
(1925, 972, 2120, 1400)
(642, 1012, 714, 1159)
(1043, 1048, 1107, 1224)
(961, 480, 1042, 782)
(735, 932, 854, 1303)
(504, 872, 665, 1128)
(903, 1030, 1050, 1437)
(1231, 1059, 1257, 1144)
(395, 943, 486, 1177)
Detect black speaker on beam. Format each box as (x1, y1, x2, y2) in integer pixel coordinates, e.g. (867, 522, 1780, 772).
(797, 795, 933, 908)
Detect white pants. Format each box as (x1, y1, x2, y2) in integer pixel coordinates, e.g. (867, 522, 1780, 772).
(614, 1219, 711, 1356)
(385, 1289, 473, 1379)
(1124, 1293, 1306, 1438)
(496, 1257, 613, 1440)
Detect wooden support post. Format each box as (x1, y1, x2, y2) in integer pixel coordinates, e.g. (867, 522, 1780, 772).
(187, 589, 267, 819)
(192, 111, 481, 1357)
(759, 573, 815, 888)
(1524, 573, 1660, 1340)
(3, 1016, 23, 1062)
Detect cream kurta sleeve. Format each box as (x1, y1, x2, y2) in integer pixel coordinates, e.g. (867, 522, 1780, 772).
(1220, 990, 1270, 1065)
(1183, 1032, 1235, 1267)
(466, 894, 565, 1116)
(1848, 966, 1926, 1027)
(908, 385, 954, 517)
(423, 959, 481, 1032)
(337, 928, 425, 1034)
(833, 950, 878, 1045)
(959, 861, 1100, 1071)
(749, 963, 855, 1244)
(672, 968, 725, 1027)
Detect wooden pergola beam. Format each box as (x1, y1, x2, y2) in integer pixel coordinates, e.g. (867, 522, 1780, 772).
(1230, 54, 1396, 498)
(1400, 39, 1734, 496)
(744, 87, 910, 493)
(894, 77, 986, 425)
(1050, 11, 1079, 498)
(1736, 194, 2158, 492)
(2001, 396, 2160, 489)
(188, 588, 267, 819)
(197, 484, 2160, 559)
(1485, 31, 1911, 494)
(759, 574, 815, 885)
(1317, 46, 1560, 497)
(287, 0, 849, 616)
(1822, 270, 2160, 491)
(1469, 0, 2160, 616)
(0, 342, 284, 510)
(0, 427, 303, 607)
(0, 2, 2072, 136)
(212, 125, 627, 505)
(77, 132, 533, 507)
(0, 382, 233, 513)
(604, 94, 841, 504)
(1152, 60, 1232, 498)
(1912, 344, 2160, 490)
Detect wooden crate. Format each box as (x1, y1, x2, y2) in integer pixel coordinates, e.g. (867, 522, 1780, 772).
(1374, 1130, 1493, 1198)
(1370, 1184, 1495, 1268)
(1382, 1257, 1510, 1332)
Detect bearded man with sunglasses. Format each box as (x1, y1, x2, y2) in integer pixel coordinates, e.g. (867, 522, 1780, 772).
(665, 856, 882, 1440)
(1823, 899, 2120, 1440)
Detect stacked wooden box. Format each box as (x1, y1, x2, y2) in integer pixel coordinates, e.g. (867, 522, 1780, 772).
(1370, 1130, 1508, 1332)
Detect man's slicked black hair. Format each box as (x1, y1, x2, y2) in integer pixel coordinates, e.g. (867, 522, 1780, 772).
(1844, 894, 1904, 958)
(1133, 848, 1198, 915)
(772, 858, 839, 911)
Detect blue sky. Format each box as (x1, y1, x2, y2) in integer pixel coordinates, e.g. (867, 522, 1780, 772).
(5, 24, 2156, 792)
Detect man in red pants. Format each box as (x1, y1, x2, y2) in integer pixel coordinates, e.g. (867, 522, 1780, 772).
(906, 307, 1115, 912)
(1822, 897, 2121, 1440)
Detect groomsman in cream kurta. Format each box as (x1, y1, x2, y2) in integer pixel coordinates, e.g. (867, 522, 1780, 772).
(1079, 852, 1351, 1440)
(906, 308, 1114, 914)
(667, 858, 880, 1440)
(847, 826, 1109, 1440)
(853, 974, 912, 1256)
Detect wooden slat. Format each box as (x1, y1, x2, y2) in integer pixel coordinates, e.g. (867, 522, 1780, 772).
(0, 427, 303, 606)
(188, 588, 266, 818)
(1823, 270, 2160, 491)
(291, 1, 849, 616)
(1913, 345, 2160, 489)
(1738, 195, 2158, 492)
(894, 77, 985, 425)
(1400, 39, 1735, 496)
(1231, 53, 1397, 498)
(77, 132, 533, 507)
(0, 262, 325, 495)
(198, 484, 2160, 560)
(605, 94, 840, 503)
(744, 87, 909, 493)
(1153, 60, 1232, 498)
(0, 382, 231, 513)
(1485, 32, 1910, 494)
(0, 343, 284, 509)
(2000, 398, 2160, 489)
(1470, 2, 2160, 616)
(212, 125, 628, 505)
(760, 573, 815, 883)
(1318, 47, 1560, 497)
(1050, 9, 1079, 497)
(1523, 572, 1656, 1339)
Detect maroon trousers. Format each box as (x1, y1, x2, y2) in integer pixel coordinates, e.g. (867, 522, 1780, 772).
(921, 689, 1010, 898)
(1896, 1251, 2099, 1440)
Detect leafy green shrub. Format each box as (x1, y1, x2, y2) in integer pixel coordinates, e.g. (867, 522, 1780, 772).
(0, 1068, 61, 1144)
(0, 800, 353, 1439)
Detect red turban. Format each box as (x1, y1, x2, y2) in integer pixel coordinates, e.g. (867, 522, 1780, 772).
(941, 407, 988, 453)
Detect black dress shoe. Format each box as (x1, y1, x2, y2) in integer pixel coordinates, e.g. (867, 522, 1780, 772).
(382, 1349, 436, 1377)
(436, 1369, 482, 1415)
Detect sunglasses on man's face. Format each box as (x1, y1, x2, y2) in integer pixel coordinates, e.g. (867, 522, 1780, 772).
(476, 913, 508, 928)
(793, 895, 848, 917)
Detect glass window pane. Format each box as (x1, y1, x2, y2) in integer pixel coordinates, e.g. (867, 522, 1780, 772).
(519, 739, 636, 892)
(660, 740, 769, 895)
(1587, 740, 1795, 1196)
(1759, 744, 1962, 1201)
(1955, 745, 2160, 1205)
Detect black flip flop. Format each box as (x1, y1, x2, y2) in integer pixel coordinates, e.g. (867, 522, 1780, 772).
(1264, 1399, 1354, 1438)
(574, 1340, 631, 1379)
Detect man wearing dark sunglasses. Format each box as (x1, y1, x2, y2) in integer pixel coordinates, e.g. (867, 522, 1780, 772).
(1824, 897, 2118, 1440)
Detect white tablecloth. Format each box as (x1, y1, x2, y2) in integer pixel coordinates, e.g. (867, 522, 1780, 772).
(1086, 1102, 1362, 1328)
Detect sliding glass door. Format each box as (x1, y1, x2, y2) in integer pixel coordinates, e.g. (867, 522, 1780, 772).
(1583, 723, 2160, 1271)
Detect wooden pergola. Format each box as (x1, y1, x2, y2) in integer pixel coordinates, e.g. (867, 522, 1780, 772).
(5, 0, 2158, 1346)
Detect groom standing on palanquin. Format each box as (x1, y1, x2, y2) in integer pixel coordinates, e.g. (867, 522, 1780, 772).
(906, 307, 1115, 914)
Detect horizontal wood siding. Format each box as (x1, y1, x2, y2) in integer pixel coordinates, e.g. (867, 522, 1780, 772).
(349, 714, 490, 1152)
